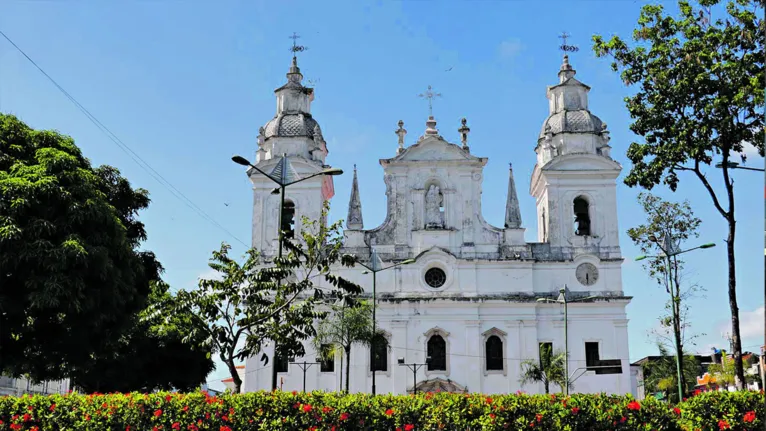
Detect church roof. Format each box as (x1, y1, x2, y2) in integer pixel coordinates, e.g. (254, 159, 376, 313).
(263, 113, 322, 140)
(408, 378, 468, 394)
(538, 109, 605, 141)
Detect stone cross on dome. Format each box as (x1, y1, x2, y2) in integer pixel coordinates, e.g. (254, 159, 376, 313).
(418, 85, 441, 136)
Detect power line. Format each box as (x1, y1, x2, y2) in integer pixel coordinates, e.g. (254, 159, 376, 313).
(0, 29, 249, 248)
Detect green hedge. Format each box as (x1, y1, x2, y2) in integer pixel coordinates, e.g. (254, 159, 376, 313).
(0, 390, 761, 430)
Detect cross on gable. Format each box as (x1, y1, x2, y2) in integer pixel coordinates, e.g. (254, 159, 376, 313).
(418, 85, 442, 117)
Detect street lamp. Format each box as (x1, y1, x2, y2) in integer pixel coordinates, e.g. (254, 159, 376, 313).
(354, 250, 416, 395)
(714, 161, 765, 172)
(635, 237, 715, 402)
(536, 286, 600, 396)
(233, 154, 342, 391)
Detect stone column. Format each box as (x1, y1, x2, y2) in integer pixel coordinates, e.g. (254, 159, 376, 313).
(391, 319, 409, 395)
(505, 320, 522, 393)
(519, 319, 539, 393)
(464, 320, 482, 392)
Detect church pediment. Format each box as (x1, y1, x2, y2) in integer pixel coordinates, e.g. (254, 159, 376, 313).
(381, 136, 484, 165)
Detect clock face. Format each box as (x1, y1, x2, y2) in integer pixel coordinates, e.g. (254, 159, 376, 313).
(576, 263, 599, 286)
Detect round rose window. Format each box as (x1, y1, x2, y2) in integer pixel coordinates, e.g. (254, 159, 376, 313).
(424, 267, 447, 288)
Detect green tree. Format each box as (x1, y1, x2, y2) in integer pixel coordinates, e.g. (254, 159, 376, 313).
(628, 192, 704, 394)
(642, 344, 701, 403)
(71, 281, 215, 393)
(593, 0, 765, 389)
(0, 114, 160, 381)
(519, 344, 569, 394)
(164, 205, 361, 393)
(313, 301, 381, 392)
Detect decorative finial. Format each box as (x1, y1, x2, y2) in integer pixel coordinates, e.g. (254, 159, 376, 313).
(458, 117, 470, 151)
(558, 32, 579, 53)
(289, 32, 308, 58)
(418, 85, 442, 117)
(396, 120, 407, 153)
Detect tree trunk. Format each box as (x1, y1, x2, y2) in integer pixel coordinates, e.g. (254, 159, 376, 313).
(223, 356, 242, 394)
(671, 256, 686, 394)
(544, 379, 549, 394)
(726, 211, 745, 389)
(344, 345, 351, 393)
(339, 352, 343, 391)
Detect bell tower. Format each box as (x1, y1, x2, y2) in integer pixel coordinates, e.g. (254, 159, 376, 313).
(249, 41, 337, 256)
(530, 53, 622, 259)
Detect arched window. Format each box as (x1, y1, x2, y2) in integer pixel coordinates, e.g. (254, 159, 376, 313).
(427, 335, 447, 371)
(281, 200, 296, 239)
(485, 336, 503, 371)
(573, 197, 591, 236)
(370, 333, 388, 372)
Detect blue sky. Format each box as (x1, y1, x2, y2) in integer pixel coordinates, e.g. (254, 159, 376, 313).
(1, 0, 763, 392)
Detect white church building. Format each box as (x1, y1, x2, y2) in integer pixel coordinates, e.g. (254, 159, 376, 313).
(242, 53, 632, 395)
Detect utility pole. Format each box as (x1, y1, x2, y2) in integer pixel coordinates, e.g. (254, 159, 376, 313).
(289, 358, 321, 392)
(397, 357, 430, 395)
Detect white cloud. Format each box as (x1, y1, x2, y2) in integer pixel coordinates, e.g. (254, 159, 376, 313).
(717, 305, 764, 342)
(198, 267, 222, 282)
(740, 141, 763, 157)
(498, 39, 524, 60)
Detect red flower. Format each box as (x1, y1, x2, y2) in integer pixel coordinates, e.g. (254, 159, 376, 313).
(322, 406, 333, 414)
(405, 425, 415, 431)
(489, 413, 496, 419)
(220, 427, 232, 431)
(48, 403, 56, 412)
(673, 408, 681, 416)
(486, 397, 493, 404)
(126, 427, 131, 431)
(385, 409, 395, 416)
(172, 423, 181, 430)
(183, 405, 189, 412)
(187, 425, 198, 431)
(154, 409, 163, 417)
(165, 395, 173, 402)
(340, 412, 350, 421)
(85, 414, 91, 421)
(536, 414, 543, 422)
(718, 420, 730, 430)
(627, 401, 641, 411)
(303, 404, 313, 413)
(571, 407, 580, 414)
(620, 417, 626, 423)
(744, 411, 756, 423)
(10, 425, 21, 431)
(693, 390, 701, 396)
(292, 390, 297, 395)
(205, 412, 211, 420)
(27, 406, 33, 412)
(22, 413, 31, 422)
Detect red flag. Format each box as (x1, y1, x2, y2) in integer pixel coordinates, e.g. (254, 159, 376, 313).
(321, 175, 335, 201)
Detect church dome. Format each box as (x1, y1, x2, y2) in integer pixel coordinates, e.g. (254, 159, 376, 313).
(262, 113, 322, 140)
(538, 109, 604, 141)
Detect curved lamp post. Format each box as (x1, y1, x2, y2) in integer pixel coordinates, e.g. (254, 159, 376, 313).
(714, 161, 765, 172)
(536, 287, 600, 396)
(636, 239, 715, 402)
(232, 154, 342, 391)
(354, 249, 416, 395)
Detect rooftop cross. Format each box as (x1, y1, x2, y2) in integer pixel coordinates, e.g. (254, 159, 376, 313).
(289, 32, 308, 58)
(418, 85, 441, 117)
(558, 31, 579, 53)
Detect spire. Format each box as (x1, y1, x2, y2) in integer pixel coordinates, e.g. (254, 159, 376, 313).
(286, 55, 304, 85)
(346, 164, 363, 230)
(504, 163, 522, 229)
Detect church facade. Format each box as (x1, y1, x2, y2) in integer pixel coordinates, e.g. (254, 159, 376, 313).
(242, 54, 632, 395)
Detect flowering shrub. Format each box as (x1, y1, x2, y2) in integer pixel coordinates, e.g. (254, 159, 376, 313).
(0, 390, 761, 430)
(675, 390, 763, 431)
